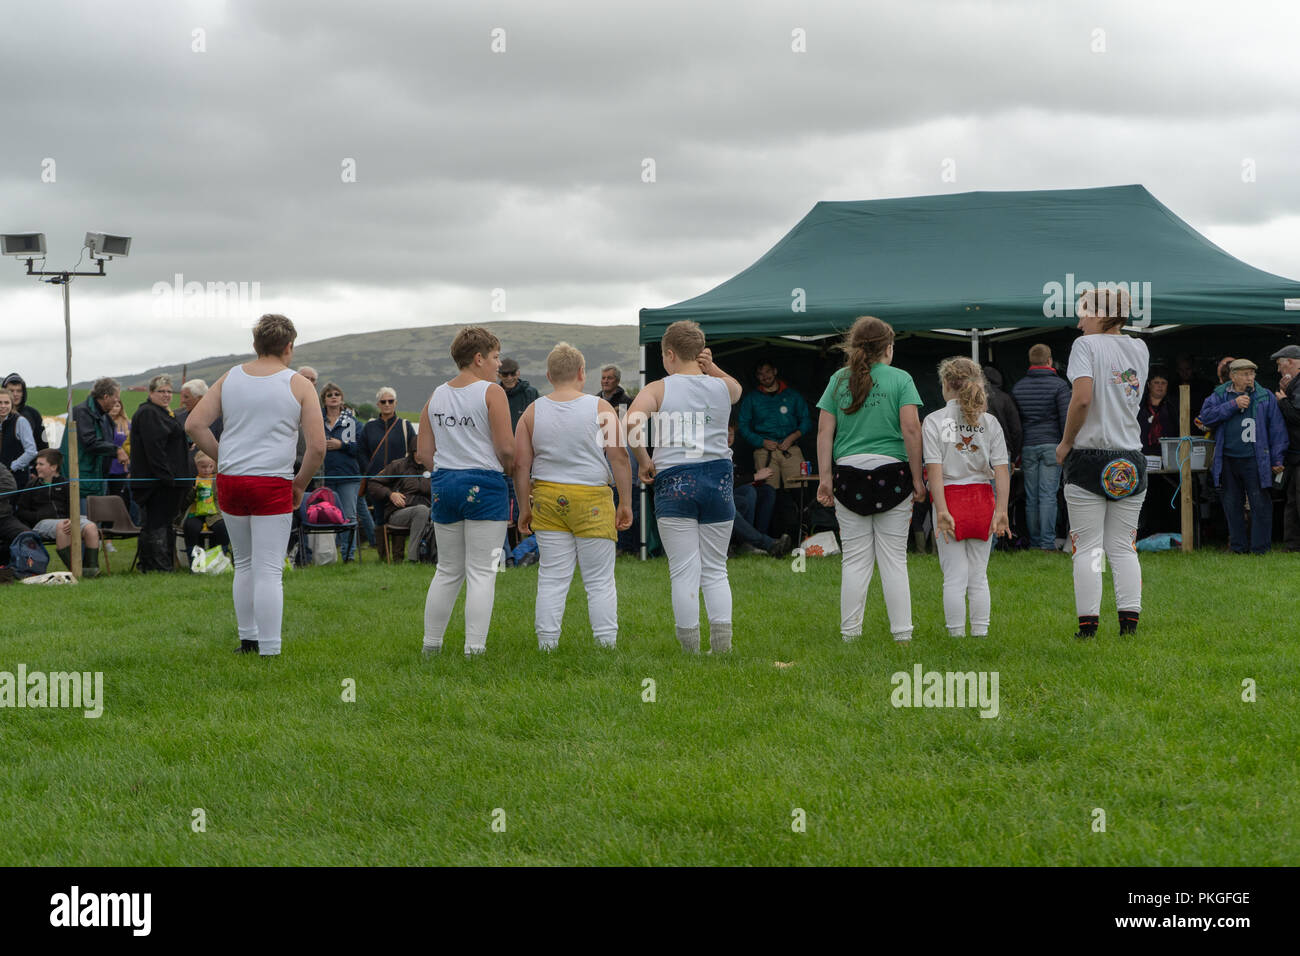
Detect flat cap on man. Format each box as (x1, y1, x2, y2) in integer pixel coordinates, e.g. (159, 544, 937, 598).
(1229, 358, 1258, 373)
(1270, 345, 1300, 361)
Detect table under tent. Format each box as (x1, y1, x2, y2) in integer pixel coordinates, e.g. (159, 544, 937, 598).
(636, 184, 1300, 554)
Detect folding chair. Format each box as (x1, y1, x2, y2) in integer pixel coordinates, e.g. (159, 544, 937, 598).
(85, 495, 143, 574)
(296, 518, 360, 566)
(378, 524, 411, 564)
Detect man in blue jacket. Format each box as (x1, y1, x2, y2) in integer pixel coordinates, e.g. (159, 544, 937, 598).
(1011, 344, 1071, 550)
(1198, 358, 1288, 554)
(737, 360, 812, 492)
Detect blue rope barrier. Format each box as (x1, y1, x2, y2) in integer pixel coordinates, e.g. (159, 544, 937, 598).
(0, 473, 418, 498)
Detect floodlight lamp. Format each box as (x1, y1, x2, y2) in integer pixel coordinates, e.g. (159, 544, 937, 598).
(1, 233, 46, 257)
(84, 232, 132, 259)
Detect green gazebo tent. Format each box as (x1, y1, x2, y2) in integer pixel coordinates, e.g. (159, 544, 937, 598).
(639, 184, 1300, 353)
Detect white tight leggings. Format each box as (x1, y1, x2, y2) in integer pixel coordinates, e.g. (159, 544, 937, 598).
(656, 517, 733, 629)
(935, 529, 992, 636)
(225, 512, 293, 656)
(835, 498, 913, 639)
(535, 531, 617, 648)
(1064, 485, 1145, 616)
(424, 520, 508, 654)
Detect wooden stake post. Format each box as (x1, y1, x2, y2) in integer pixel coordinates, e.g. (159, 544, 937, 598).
(1179, 384, 1194, 552)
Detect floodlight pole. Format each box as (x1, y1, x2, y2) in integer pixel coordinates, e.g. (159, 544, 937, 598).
(25, 257, 110, 580)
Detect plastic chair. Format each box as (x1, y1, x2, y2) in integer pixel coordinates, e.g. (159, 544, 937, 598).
(85, 495, 142, 574)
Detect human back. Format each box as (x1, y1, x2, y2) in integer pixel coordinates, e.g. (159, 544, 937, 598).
(652, 373, 732, 470)
(1067, 333, 1149, 451)
(217, 360, 301, 478)
(531, 392, 612, 486)
(428, 378, 500, 473)
(818, 360, 922, 461)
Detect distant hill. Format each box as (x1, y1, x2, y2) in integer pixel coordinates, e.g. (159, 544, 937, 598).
(75, 322, 641, 413)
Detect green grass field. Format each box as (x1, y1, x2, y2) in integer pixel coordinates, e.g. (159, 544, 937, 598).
(2, 544, 1294, 865)
(28, 386, 152, 419)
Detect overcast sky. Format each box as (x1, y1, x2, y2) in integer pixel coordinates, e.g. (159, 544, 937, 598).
(3, 0, 1299, 386)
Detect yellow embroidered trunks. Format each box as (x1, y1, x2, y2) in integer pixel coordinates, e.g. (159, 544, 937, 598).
(531, 480, 616, 540)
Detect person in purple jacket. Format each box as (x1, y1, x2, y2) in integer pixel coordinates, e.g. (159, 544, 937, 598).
(1197, 358, 1288, 554)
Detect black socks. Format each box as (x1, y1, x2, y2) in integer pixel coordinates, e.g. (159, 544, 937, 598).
(1074, 615, 1100, 640)
(1075, 612, 1140, 639)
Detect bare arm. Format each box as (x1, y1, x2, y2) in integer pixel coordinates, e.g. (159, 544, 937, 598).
(294, 374, 326, 506)
(185, 373, 226, 463)
(992, 462, 1010, 537)
(900, 404, 925, 501)
(513, 404, 535, 534)
(627, 380, 664, 481)
(697, 348, 743, 404)
(598, 397, 634, 530)
(927, 462, 954, 541)
(815, 409, 835, 506)
(416, 402, 435, 471)
(485, 383, 515, 473)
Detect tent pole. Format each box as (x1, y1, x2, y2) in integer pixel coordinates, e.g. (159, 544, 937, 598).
(63, 278, 83, 580)
(970, 328, 980, 363)
(1179, 384, 1194, 553)
(639, 344, 647, 562)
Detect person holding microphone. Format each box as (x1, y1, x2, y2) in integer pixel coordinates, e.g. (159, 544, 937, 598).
(1198, 358, 1288, 554)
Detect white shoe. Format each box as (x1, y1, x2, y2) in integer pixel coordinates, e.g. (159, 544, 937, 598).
(105, 541, 117, 553)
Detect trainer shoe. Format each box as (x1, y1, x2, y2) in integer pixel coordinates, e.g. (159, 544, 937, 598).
(234, 640, 259, 654)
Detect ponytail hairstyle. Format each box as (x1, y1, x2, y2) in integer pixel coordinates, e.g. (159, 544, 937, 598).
(937, 356, 987, 429)
(1078, 286, 1130, 332)
(837, 316, 895, 414)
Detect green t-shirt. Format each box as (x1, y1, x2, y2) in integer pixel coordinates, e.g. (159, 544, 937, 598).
(816, 364, 923, 460)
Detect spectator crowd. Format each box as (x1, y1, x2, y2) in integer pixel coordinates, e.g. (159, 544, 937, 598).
(4, 333, 1299, 581)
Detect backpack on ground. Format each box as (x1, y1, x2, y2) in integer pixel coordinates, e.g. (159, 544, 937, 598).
(10, 531, 50, 578)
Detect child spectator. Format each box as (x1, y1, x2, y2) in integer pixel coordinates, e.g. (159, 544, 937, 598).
(418, 327, 515, 656)
(514, 342, 634, 649)
(16, 449, 103, 577)
(923, 358, 1010, 637)
(628, 321, 742, 653)
(3, 374, 48, 453)
(178, 450, 230, 564)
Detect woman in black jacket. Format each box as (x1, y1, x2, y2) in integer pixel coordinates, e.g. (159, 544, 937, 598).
(130, 375, 189, 571)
